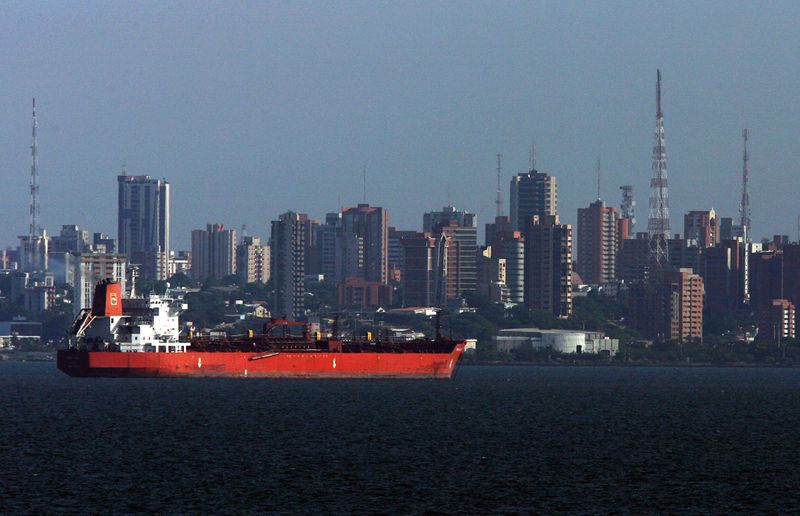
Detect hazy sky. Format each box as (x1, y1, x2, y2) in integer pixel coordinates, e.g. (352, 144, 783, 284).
(1, 1, 798, 249)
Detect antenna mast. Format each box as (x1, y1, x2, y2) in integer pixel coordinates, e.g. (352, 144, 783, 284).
(495, 152, 503, 217)
(740, 128, 751, 243)
(647, 69, 670, 269)
(362, 166, 366, 203)
(30, 98, 40, 240)
(596, 157, 601, 201)
(529, 141, 536, 171)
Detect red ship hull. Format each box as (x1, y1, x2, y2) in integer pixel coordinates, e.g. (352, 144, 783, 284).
(57, 343, 466, 379)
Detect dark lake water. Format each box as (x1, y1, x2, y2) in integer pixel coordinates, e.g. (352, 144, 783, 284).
(2, 362, 800, 513)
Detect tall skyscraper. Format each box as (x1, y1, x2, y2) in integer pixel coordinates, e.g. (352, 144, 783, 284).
(399, 232, 437, 307)
(191, 224, 237, 281)
(423, 206, 478, 299)
(491, 231, 525, 304)
(510, 167, 557, 231)
(524, 215, 573, 318)
(340, 204, 388, 284)
(319, 212, 342, 282)
(701, 239, 744, 316)
(648, 70, 671, 268)
(577, 200, 619, 285)
(631, 268, 703, 342)
(117, 173, 170, 280)
(270, 211, 306, 320)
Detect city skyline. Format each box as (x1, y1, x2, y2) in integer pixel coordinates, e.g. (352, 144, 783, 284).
(1, 2, 799, 249)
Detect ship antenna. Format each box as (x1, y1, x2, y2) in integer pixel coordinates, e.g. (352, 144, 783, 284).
(435, 310, 442, 340)
(332, 315, 339, 339)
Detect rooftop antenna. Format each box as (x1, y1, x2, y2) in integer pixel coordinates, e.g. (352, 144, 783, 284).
(121, 163, 128, 176)
(529, 140, 537, 171)
(596, 157, 601, 201)
(362, 166, 367, 203)
(495, 152, 503, 217)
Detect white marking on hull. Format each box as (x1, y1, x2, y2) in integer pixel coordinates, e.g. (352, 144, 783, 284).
(198, 357, 202, 369)
(333, 358, 337, 369)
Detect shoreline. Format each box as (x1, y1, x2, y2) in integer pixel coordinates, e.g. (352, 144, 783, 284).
(461, 360, 800, 368)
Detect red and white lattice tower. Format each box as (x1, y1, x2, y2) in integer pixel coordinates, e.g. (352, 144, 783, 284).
(648, 70, 670, 268)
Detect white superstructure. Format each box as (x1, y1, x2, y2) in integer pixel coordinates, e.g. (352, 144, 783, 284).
(74, 291, 189, 353)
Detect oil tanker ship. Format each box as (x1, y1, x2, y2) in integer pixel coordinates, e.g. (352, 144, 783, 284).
(57, 281, 465, 379)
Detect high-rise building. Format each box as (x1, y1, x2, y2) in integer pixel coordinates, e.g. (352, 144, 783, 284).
(298, 214, 320, 277)
(236, 236, 270, 284)
(491, 231, 525, 304)
(757, 299, 795, 343)
(631, 268, 703, 342)
(424, 206, 478, 299)
(484, 215, 512, 249)
(74, 253, 127, 314)
(92, 233, 117, 254)
(701, 240, 744, 316)
(50, 225, 90, 254)
(270, 212, 306, 320)
(524, 215, 572, 318)
(684, 210, 718, 248)
(477, 249, 510, 303)
(751, 245, 800, 331)
(340, 204, 388, 284)
(319, 212, 341, 283)
(510, 168, 557, 231)
(117, 174, 170, 280)
(18, 232, 49, 273)
(388, 227, 418, 283)
(577, 200, 619, 285)
(399, 232, 437, 307)
(190, 224, 236, 281)
(667, 237, 701, 273)
(618, 233, 650, 282)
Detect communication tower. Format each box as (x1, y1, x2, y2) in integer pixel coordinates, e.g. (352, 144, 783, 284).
(30, 98, 40, 240)
(495, 153, 503, 217)
(647, 70, 670, 268)
(740, 128, 751, 243)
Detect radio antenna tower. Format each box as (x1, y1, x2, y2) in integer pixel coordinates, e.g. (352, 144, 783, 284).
(740, 128, 751, 243)
(495, 152, 503, 216)
(30, 98, 40, 240)
(647, 70, 670, 268)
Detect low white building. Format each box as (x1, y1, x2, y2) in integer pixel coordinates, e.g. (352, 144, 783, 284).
(493, 328, 619, 356)
(0, 320, 42, 349)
